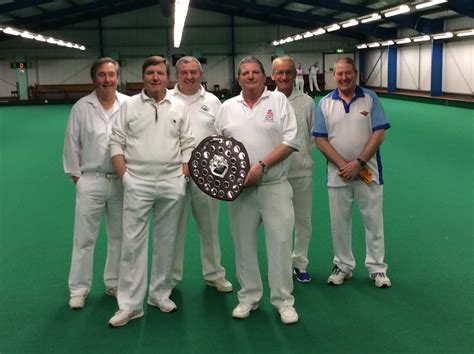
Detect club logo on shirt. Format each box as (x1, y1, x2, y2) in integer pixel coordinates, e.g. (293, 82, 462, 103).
(201, 105, 209, 112)
(360, 111, 369, 117)
(264, 109, 274, 122)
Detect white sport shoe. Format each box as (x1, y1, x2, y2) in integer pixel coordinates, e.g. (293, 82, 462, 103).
(206, 277, 233, 292)
(370, 273, 392, 288)
(108, 309, 144, 327)
(278, 305, 299, 325)
(69, 295, 86, 309)
(105, 287, 117, 298)
(327, 265, 352, 285)
(147, 297, 177, 313)
(232, 303, 258, 319)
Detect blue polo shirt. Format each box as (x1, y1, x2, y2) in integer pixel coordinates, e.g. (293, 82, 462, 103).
(313, 86, 390, 187)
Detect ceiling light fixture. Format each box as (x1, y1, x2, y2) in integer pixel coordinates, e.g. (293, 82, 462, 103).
(312, 28, 326, 36)
(381, 40, 395, 46)
(413, 35, 431, 42)
(356, 44, 368, 49)
(432, 32, 453, 39)
(384, 5, 410, 18)
(342, 19, 359, 28)
(456, 29, 474, 37)
(368, 42, 381, 48)
(395, 38, 412, 44)
(415, 0, 447, 10)
(326, 24, 341, 32)
(173, 0, 189, 48)
(302, 31, 313, 38)
(361, 13, 382, 23)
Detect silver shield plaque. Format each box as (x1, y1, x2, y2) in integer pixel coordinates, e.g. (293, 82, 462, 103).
(188, 135, 250, 201)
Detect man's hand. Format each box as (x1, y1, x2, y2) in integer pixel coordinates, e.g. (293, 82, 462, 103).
(182, 163, 190, 177)
(338, 160, 362, 180)
(244, 163, 264, 186)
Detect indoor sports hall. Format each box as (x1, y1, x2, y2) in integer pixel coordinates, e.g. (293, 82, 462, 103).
(0, 1, 472, 353)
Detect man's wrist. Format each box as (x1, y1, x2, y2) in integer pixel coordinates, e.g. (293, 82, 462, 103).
(357, 158, 366, 167)
(258, 160, 267, 173)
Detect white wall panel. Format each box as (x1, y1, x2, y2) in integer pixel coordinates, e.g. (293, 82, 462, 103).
(443, 40, 473, 95)
(398, 46, 420, 90)
(419, 44, 431, 91)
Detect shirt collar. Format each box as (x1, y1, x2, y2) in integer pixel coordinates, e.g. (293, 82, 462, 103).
(331, 86, 365, 100)
(237, 87, 270, 104)
(140, 88, 171, 104)
(172, 83, 205, 98)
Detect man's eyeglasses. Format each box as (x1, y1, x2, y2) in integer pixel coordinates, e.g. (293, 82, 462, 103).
(273, 70, 294, 77)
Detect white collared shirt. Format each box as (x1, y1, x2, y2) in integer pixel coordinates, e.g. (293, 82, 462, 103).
(63, 90, 129, 177)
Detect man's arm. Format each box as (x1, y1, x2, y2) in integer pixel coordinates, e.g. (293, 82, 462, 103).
(245, 143, 295, 186)
(63, 107, 82, 184)
(337, 129, 385, 180)
(111, 155, 127, 178)
(315, 136, 347, 169)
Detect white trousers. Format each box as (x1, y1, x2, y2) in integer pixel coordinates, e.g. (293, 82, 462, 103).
(228, 181, 295, 309)
(173, 181, 225, 285)
(295, 77, 304, 92)
(68, 173, 123, 297)
(328, 182, 387, 274)
(288, 176, 313, 270)
(309, 75, 320, 91)
(117, 173, 187, 311)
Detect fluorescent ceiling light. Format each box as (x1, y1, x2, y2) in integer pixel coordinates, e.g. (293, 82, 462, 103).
(79, 45, 86, 51)
(413, 35, 431, 42)
(368, 42, 381, 48)
(395, 38, 412, 44)
(361, 13, 381, 23)
(302, 31, 313, 38)
(272, 40, 279, 46)
(356, 44, 368, 49)
(279, 39, 286, 45)
(326, 24, 340, 32)
(34, 34, 46, 42)
(342, 19, 359, 28)
(384, 5, 410, 17)
(47, 37, 57, 44)
(456, 29, 474, 37)
(294, 34, 303, 40)
(381, 40, 394, 46)
(173, 0, 189, 48)
(312, 28, 326, 36)
(4, 27, 21, 36)
(21, 31, 35, 39)
(415, 0, 447, 10)
(285, 36, 294, 43)
(433, 32, 453, 39)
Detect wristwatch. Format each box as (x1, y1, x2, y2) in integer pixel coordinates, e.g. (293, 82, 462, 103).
(258, 160, 267, 173)
(357, 158, 366, 167)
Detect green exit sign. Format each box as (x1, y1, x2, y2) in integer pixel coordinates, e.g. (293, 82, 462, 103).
(336, 48, 344, 53)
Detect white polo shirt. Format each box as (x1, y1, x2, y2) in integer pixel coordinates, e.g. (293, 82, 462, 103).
(215, 88, 300, 184)
(170, 84, 221, 145)
(276, 88, 315, 178)
(63, 90, 129, 177)
(313, 86, 390, 187)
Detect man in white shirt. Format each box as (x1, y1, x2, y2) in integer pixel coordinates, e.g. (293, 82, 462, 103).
(108, 56, 195, 327)
(215, 56, 300, 325)
(314, 57, 391, 288)
(272, 55, 316, 283)
(170, 56, 233, 293)
(63, 57, 128, 310)
(309, 62, 321, 92)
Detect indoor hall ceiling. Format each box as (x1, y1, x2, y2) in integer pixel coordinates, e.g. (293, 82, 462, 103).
(0, 0, 472, 43)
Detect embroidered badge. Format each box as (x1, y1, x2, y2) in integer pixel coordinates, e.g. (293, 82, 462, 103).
(201, 105, 209, 112)
(360, 111, 369, 117)
(264, 109, 274, 122)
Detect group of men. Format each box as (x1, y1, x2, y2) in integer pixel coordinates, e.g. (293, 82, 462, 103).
(63, 53, 391, 328)
(294, 61, 321, 93)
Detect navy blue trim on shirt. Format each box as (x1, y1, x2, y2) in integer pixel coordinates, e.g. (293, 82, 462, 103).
(313, 132, 328, 137)
(331, 86, 365, 113)
(373, 123, 391, 131)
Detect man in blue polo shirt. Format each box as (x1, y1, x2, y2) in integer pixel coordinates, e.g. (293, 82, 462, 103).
(314, 57, 392, 288)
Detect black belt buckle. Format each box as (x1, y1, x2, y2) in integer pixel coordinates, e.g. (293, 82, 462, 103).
(188, 135, 250, 201)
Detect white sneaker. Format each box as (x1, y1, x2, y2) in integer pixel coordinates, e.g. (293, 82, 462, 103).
(278, 305, 298, 324)
(206, 277, 233, 292)
(327, 266, 352, 285)
(370, 273, 392, 288)
(108, 309, 144, 327)
(232, 303, 258, 319)
(147, 297, 177, 313)
(105, 287, 117, 298)
(69, 295, 86, 309)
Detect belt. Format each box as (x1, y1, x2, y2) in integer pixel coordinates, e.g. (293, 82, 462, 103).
(83, 172, 119, 179)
